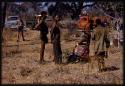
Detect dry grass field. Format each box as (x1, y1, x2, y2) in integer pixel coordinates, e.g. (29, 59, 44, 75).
(1, 29, 123, 84)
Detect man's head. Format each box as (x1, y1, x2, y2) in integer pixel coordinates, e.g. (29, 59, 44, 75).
(89, 19, 94, 24)
(53, 15, 61, 21)
(55, 15, 59, 21)
(41, 11, 47, 16)
(41, 11, 47, 20)
(95, 19, 102, 26)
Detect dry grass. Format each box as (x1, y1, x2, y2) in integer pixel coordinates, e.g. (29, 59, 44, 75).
(1, 29, 123, 85)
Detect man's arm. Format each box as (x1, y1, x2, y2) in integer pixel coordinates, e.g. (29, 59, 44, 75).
(105, 29, 110, 58)
(105, 29, 110, 48)
(34, 19, 43, 30)
(50, 28, 55, 43)
(91, 29, 95, 41)
(91, 29, 96, 55)
(50, 22, 56, 43)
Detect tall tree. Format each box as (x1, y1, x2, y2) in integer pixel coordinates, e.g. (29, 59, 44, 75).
(0, 2, 7, 59)
(1, 2, 7, 31)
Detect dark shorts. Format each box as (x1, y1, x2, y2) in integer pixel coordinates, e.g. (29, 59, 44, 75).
(40, 36, 48, 43)
(18, 26, 24, 31)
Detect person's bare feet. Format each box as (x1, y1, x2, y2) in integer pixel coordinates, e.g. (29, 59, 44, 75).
(17, 40, 19, 42)
(39, 60, 46, 64)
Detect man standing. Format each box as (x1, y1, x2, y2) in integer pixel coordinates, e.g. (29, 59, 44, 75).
(50, 15, 62, 64)
(92, 19, 110, 72)
(17, 16, 25, 42)
(35, 11, 48, 64)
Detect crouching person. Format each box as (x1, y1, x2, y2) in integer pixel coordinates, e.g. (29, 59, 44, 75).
(73, 31, 91, 62)
(50, 15, 62, 64)
(92, 19, 110, 72)
(66, 31, 91, 63)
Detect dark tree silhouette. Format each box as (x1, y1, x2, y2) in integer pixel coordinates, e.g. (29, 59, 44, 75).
(1, 2, 7, 31)
(77, 0, 84, 16)
(0, 2, 7, 58)
(31, 2, 38, 13)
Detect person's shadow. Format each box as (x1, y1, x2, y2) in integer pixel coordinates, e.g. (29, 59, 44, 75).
(100, 66, 119, 72)
(23, 39, 31, 41)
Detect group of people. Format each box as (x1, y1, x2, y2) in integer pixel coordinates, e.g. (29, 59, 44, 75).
(33, 11, 111, 72)
(16, 9, 123, 72)
(34, 11, 63, 64)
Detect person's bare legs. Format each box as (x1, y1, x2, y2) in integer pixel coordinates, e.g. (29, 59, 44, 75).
(21, 30, 25, 41)
(40, 41, 45, 63)
(101, 57, 106, 70)
(17, 31, 20, 42)
(97, 57, 102, 71)
(98, 56, 106, 72)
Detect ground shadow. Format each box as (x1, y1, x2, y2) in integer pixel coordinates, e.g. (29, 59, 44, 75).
(106, 66, 119, 71)
(100, 66, 119, 72)
(6, 42, 41, 47)
(24, 39, 31, 41)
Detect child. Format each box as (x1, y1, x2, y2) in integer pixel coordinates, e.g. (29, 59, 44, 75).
(74, 31, 91, 62)
(67, 31, 91, 63)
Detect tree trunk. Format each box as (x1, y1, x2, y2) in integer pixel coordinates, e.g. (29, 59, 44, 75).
(1, 2, 7, 58)
(1, 2, 7, 31)
(1, 2, 7, 42)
